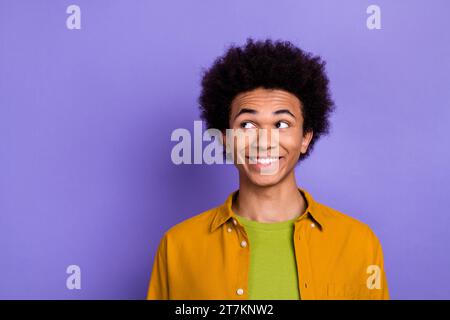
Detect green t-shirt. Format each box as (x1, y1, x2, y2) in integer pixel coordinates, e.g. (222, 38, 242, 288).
(234, 214, 300, 300)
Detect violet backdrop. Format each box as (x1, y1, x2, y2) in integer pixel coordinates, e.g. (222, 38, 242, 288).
(1, 0, 449, 299)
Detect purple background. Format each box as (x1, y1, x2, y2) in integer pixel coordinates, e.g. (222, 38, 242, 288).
(1, 0, 449, 299)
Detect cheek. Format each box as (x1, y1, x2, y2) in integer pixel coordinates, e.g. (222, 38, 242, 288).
(229, 129, 257, 154)
(224, 129, 255, 160)
(280, 133, 303, 157)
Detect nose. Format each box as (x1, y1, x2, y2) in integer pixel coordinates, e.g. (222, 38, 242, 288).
(249, 128, 280, 155)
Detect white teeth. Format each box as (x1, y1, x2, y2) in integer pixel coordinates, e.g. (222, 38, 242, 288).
(248, 157, 279, 164)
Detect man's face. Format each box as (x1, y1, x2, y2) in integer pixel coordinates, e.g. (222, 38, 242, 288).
(226, 87, 313, 187)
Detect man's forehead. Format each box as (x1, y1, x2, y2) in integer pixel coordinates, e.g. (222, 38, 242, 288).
(232, 88, 301, 108)
(233, 88, 299, 102)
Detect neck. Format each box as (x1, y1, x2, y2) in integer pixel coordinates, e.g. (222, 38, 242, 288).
(232, 171, 307, 223)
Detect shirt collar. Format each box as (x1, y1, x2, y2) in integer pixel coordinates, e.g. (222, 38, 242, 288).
(210, 187, 326, 233)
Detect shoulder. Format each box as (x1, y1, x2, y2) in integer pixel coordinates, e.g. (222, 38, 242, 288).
(161, 205, 219, 243)
(316, 201, 381, 246)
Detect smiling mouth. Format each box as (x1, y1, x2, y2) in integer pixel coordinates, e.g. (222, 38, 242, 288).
(245, 156, 283, 165)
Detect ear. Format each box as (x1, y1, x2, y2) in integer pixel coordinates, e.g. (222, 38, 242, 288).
(300, 130, 314, 154)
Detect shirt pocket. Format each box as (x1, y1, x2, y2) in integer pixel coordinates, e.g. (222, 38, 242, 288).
(326, 283, 371, 300)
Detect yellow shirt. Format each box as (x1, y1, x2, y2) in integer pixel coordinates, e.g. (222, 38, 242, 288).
(147, 188, 389, 300)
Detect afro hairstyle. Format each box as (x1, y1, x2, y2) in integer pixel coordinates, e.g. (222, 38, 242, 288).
(198, 38, 335, 162)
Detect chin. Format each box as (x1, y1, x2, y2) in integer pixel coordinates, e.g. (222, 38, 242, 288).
(246, 172, 285, 187)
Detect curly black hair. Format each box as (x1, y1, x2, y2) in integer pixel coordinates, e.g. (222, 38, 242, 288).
(198, 38, 335, 162)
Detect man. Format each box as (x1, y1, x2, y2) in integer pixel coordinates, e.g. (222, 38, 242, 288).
(147, 38, 389, 300)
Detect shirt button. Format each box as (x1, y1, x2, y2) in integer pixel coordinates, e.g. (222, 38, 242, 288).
(240, 240, 247, 248)
(232, 219, 237, 226)
(227, 227, 232, 233)
(311, 223, 315, 228)
(236, 288, 244, 295)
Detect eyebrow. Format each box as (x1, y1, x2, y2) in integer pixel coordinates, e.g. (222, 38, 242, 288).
(233, 108, 296, 120)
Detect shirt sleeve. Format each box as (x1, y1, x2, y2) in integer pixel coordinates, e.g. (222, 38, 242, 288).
(147, 233, 170, 300)
(367, 226, 390, 300)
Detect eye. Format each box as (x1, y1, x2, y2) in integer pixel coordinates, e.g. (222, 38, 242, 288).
(240, 121, 257, 129)
(276, 121, 289, 129)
